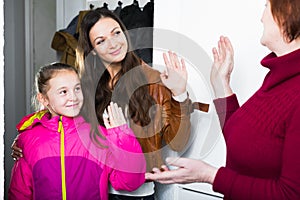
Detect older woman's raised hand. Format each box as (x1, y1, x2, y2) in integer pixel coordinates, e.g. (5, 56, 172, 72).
(160, 51, 188, 97)
(210, 36, 234, 98)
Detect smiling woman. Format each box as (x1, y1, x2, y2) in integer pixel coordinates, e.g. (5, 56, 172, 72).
(76, 7, 194, 200)
(89, 17, 128, 70)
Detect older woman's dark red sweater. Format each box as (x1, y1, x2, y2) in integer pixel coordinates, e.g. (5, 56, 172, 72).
(212, 48, 300, 200)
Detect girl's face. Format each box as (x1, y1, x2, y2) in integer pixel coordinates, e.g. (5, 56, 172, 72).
(260, 0, 284, 51)
(41, 70, 83, 117)
(89, 17, 128, 67)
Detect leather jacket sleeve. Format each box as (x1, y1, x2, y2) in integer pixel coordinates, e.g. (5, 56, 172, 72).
(149, 83, 192, 152)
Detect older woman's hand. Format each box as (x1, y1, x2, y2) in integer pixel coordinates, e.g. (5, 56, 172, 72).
(210, 36, 234, 98)
(145, 157, 218, 185)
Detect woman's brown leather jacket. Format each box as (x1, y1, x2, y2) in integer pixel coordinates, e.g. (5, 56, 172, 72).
(130, 64, 208, 171)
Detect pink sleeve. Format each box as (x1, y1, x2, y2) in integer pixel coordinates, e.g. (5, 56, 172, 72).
(8, 158, 33, 200)
(104, 124, 146, 191)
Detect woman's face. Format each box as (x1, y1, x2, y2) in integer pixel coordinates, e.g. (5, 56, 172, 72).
(89, 17, 128, 66)
(260, 0, 283, 51)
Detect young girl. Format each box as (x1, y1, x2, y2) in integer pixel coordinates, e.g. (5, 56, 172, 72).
(8, 63, 145, 200)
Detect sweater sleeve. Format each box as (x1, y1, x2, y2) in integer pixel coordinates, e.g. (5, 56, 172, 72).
(105, 124, 146, 191)
(8, 157, 33, 200)
(213, 94, 240, 134)
(213, 103, 300, 199)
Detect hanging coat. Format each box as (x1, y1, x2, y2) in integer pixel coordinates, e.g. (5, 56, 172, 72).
(51, 10, 89, 67)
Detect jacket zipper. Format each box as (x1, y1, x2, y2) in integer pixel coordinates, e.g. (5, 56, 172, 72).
(58, 116, 67, 200)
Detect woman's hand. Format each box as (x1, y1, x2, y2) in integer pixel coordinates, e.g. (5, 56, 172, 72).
(103, 102, 127, 129)
(145, 157, 218, 184)
(160, 51, 188, 96)
(210, 36, 234, 98)
(11, 136, 23, 161)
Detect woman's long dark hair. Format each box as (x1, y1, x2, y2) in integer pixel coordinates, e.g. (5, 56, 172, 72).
(76, 8, 156, 145)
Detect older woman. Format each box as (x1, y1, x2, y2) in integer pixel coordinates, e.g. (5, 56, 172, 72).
(146, 0, 300, 199)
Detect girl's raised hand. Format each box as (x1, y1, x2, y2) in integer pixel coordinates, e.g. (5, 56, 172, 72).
(103, 102, 126, 129)
(160, 51, 187, 96)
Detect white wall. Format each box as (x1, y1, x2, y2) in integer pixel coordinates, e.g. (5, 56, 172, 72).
(154, 0, 269, 104)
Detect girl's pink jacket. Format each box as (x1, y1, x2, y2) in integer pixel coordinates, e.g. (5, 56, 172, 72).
(9, 110, 146, 200)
